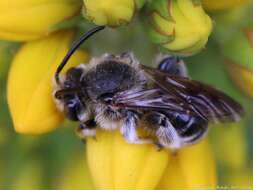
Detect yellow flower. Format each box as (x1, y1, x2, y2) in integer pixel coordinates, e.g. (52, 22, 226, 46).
(223, 28, 253, 100)
(87, 129, 216, 190)
(82, 0, 146, 26)
(147, 0, 213, 56)
(157, 140, 216, 190)
(87, 130, 169, 190)
(7, 30, 89, 134)
(0, 0, 82, 41)
(202, 0, 250, 11)
(57, 151, 95, 190)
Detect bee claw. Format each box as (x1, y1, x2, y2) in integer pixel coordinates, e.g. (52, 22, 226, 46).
(154, 143, 164, 151)
(76, 123, 97, 140)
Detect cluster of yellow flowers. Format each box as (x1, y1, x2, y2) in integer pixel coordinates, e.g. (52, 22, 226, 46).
(1, 0, 253, 189)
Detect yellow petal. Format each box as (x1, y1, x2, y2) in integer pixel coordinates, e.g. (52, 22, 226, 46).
(7, 30, 89, 134)
(83, 0, 142, 26)
(87, 130, 170, 190)
(157, 140, 217, 190)
(0, 0, 82, 41)
(57, 151, 95, 190)
(202, 0, 250, 11)
(148, 0, 213, 56)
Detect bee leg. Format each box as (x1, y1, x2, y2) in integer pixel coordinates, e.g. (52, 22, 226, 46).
(144, 112, 182, 150)
(120, 111, 152, 144)
(76, 119, 97, 140)
(156, 54, 188, 77)
(154, 142, 164, 151)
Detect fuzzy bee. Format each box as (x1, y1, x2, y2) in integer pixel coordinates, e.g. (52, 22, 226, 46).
(54, 26, 243, 150)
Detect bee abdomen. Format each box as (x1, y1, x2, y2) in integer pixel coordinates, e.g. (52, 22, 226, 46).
(169, 112, 209, 144)
(142, 111, 208, 149)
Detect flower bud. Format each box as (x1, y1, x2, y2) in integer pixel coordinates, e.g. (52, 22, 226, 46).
(147, 0, 212, 56)
(0, 0, 82, 41)
(82, 0, 146, 26)
(7, 30, 89, 134)
(223, 28, 253, 100)
(202, 0, 250, 11)
(57, 151, 95, 190)
(87, 130, 170, 190)
(157, 140, 217, 190)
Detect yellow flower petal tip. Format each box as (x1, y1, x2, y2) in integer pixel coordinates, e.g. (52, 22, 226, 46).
(157, 140, 217, 190)
(147, 0, 213, 56)
(202, 0, 250, 11)
(7, 30, 89, 135)
(0, 0, 82, 41)
(87, 129, 170, 190)
(82, 0, 146, 26)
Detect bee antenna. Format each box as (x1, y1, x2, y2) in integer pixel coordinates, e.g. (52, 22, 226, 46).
(55, 25, 106, 84)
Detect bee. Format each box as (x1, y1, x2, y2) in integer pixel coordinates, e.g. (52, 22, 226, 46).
(54, 26, 243, 150)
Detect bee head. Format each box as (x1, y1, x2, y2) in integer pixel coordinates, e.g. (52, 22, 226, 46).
(54, 67, 87, 121)
(53, 26, 105, 120)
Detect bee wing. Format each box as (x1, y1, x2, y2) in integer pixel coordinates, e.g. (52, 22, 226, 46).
(113, 88, 194, 114)
(140, 65, 244, 122)
(113, 65, 243, 123)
